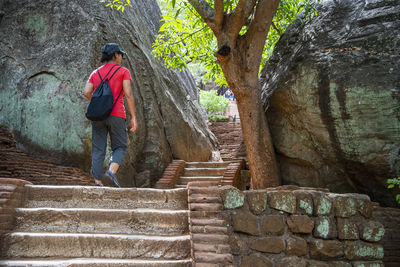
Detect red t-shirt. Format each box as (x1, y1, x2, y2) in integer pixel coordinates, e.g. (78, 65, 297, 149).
(88, 63, 132, 119)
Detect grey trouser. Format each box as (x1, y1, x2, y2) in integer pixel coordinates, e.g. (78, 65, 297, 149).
(90, 116, 127, 180)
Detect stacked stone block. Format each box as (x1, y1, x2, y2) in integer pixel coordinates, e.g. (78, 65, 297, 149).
(155, 160, 186, 189)
(220, 186, 385, 267)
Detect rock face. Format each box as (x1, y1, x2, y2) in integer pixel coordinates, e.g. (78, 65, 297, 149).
(261, 0, 400, 206)
(0, 0, 216, 186)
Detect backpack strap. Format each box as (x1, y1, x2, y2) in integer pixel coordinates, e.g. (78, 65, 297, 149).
(112, 87, 124, 108)
(97, 64, 118, 82)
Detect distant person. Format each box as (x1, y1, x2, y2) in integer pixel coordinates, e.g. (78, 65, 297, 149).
(83, 43, 137, 187)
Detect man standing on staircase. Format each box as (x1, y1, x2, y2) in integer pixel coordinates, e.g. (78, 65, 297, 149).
(83, 43, 137, 187)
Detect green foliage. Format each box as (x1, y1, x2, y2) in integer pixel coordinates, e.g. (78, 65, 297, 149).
(209, 115, 228, 122)
(199, 90, 230, 118)
(153, 0, 319, 86)
(100, 0, 132, 12)
(387, 177, 400, 203)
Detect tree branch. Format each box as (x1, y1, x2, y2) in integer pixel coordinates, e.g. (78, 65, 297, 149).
(243, 0, 280, 70)
(214, 0, 224, 34)
(188, 0, 217, 32)
(227, 0, 257, 43)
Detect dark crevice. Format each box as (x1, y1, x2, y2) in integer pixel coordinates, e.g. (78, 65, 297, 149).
(28, 71, 58, 80)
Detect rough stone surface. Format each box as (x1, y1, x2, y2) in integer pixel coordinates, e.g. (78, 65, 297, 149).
(311, 192, 333, 216)
(337, 218, 360, 240)
(287, 215, 314, 234)
(360, 221, 385, 242)
(261, 0, 400, 207)
(240, 253, 273, 267)
(294, 190, 314, 215)
(373, 205, 400, 267)
(276, 256, 306, 267)
(352, 261, 384, 267)
(221, 186, 245, 209)
(260, 214, 285, 235)
(329, 261, 352, 267)
(246, 190, 268, 215)
(309, 239, 344, 260)
(334, 196, 358, 218)
(0, 0, 216, 187)
(232, 210, 259, 236)
(249, 236, 284, 254)
(313, 216, 337, 239)
(286, 235, 307, 256)
(268, 191, 296, 213)
(344, 241, 384, 260)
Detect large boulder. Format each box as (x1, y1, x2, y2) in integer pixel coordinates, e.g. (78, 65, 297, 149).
(261, 0, 400, 206)
(0, 0, 217, 187)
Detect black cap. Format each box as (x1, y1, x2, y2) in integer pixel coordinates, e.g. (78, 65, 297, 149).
(101, 43, 126, 55)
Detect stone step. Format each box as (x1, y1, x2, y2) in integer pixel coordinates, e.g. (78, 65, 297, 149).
(188, 187, 220, 196)
(0, 258, 192, 266)
(193, 243, 231, 253)
(22, 185, 187, 210)
(179, 176, 222, 185)
(0, 232, 190, 259)
(174, 185, 187, 189)
(190, 203, 223, 212)
(185, 162, 230, 168)
(191, 225, 228, 234)
(186, 181, 220, 188)
(183, 168, 225, 177)
(13, 208, 189, 235)
(188, 196, 221, 203)
(192, 234, 229, 244)
(194, 252, 233, 263)
(190, 219, 227, 227)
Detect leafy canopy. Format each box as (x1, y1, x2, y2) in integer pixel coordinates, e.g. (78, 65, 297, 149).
(153, 0, 318, 86)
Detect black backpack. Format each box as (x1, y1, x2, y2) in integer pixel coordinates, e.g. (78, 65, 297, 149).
(85, 65, 123, 121)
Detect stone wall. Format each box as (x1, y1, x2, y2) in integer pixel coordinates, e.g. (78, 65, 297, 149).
(221, 186, 385, 267)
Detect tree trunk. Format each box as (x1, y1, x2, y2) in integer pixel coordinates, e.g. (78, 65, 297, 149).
(234, 83, 280, 188)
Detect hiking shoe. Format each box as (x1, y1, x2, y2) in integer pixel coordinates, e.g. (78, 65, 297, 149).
(93, 182, 104, 187)
(104, 169, 121, 188)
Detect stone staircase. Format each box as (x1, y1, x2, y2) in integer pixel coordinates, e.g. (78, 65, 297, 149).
(0, 185, 192, 266)
(188, 182, 233, 266)
(209, 122, 243, 162)
(174, 162, 230, 189)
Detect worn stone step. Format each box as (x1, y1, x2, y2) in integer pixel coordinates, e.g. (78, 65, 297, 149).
(185, 162, 230, 168)
(193, 243, 231, 253)
(187, 181, 220, 188)
(180, 176, 222, 185)
(192, 234, 229, 243)
(13, 208, 189, 235)
(188, 187, 220, 196)
(183, 168, 226, 177)
(190, 219, 227, 227)
(22, 185, 187, 210)
(0, 232, 190, 259)
(191, 225, 228, 234)
(0, 258, 192, 266)
(188, 196, 221, 203)
(174, 185, 187, 189)
(194, 252, 233, 263)
(190, 203, 222, 212)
